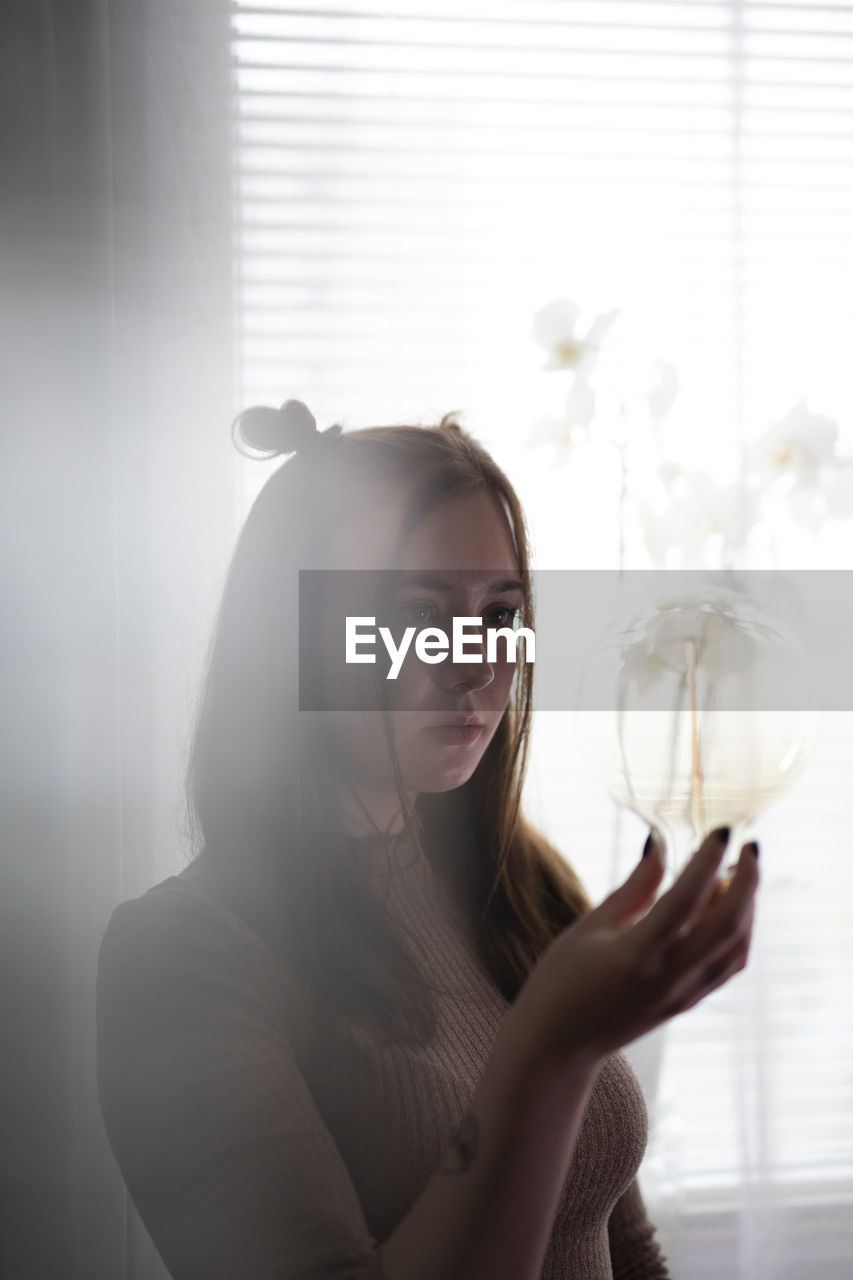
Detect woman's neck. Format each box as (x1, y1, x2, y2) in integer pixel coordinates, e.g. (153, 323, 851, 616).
(337, 782, 411, 840)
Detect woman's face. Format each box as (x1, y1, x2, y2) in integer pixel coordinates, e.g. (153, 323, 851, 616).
(320, 486, 524, 832)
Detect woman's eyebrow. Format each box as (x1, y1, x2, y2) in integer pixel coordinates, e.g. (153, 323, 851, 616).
(394, 573, 525, 595)
(394, 573, 452, 593)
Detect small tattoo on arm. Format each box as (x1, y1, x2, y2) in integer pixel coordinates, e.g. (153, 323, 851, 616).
(439, 1112, 479, 1175)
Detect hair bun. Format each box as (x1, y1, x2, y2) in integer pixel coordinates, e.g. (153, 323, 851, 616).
(232, 399, 320, 459)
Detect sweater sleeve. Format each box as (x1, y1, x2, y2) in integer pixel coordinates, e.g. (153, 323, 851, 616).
(95, 884, 386, 1280)
(607, 1177, 671, 1280)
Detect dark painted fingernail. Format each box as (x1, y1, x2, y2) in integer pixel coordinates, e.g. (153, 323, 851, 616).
(714, 827, 731, 846)
(745, 840, 759, 860)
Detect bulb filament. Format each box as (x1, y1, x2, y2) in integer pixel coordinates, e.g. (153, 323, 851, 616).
(687, 637, 704, 837)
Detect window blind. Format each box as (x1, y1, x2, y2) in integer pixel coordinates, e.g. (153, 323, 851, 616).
(232, 1, 853, 442)
(230, 0, 853, 1259)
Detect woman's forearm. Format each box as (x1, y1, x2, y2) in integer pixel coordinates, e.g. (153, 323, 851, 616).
(377, 1004, 600, 1280)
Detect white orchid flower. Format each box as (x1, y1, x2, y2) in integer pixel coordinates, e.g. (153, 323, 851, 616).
(532, 297, 619, 373)
(646, 361, 679, 424)
(640, 474, 748, 568)
(785, 486, 826, 533)
(782, 455, 853, 526)
(750, 399, 839, 489)
(823, 459, 853, 519)
(657, 461, 683, 487)
(526, 412, 584, 463)
(563, 373, 596, 430)
(525, 373, 605, 459)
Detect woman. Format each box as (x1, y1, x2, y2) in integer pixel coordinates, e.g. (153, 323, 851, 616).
(96, 400, 758, 1280)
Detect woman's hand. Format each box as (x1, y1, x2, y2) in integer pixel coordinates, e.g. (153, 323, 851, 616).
(513, 828, 759, 1072)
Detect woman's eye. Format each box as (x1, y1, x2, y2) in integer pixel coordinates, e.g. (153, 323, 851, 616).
(398, 601, 437, 626)
(393, 602, 520, 630)
(484, 605, 521, 630)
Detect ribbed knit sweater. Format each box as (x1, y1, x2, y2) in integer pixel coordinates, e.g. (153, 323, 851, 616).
(96, 838, 670, 1280)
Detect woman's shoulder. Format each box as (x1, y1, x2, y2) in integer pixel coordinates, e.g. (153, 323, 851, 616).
(97, 851, 308, 1026)
(99, 855, 246, 965)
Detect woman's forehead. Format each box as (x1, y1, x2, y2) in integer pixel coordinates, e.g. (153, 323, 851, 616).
(329, 490, 409, 570)
(399, 490, 519, 573)
(331, 487, 520, 574)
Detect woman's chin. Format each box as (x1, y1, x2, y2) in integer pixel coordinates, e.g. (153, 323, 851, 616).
(404, 745, 486, 794)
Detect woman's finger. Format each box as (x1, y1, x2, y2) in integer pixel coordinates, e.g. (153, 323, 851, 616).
(635, 827, 731, 948)
(673, 924, 755, 1015)
(666, 842, 759, 973)
(593, 832, 666, 929)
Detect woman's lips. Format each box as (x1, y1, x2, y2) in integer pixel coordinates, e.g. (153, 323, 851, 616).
(422, 727, 481, 747)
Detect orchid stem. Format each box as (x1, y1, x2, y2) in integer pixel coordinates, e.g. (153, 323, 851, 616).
(687, 637, 704, 837)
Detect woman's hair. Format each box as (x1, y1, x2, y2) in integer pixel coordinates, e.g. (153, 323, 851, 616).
(186, 408, 590, 1044)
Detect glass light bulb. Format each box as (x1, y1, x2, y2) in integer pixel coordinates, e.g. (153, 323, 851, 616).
(576, 585, 818, 882)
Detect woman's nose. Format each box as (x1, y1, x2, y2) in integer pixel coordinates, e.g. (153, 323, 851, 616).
(432, 650, 496, 694)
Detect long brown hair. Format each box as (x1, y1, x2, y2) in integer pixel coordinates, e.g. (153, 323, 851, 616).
(186, 412, 590, 1043)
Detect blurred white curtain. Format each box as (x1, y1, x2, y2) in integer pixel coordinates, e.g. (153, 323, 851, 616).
(1, 3, 235, 1277)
